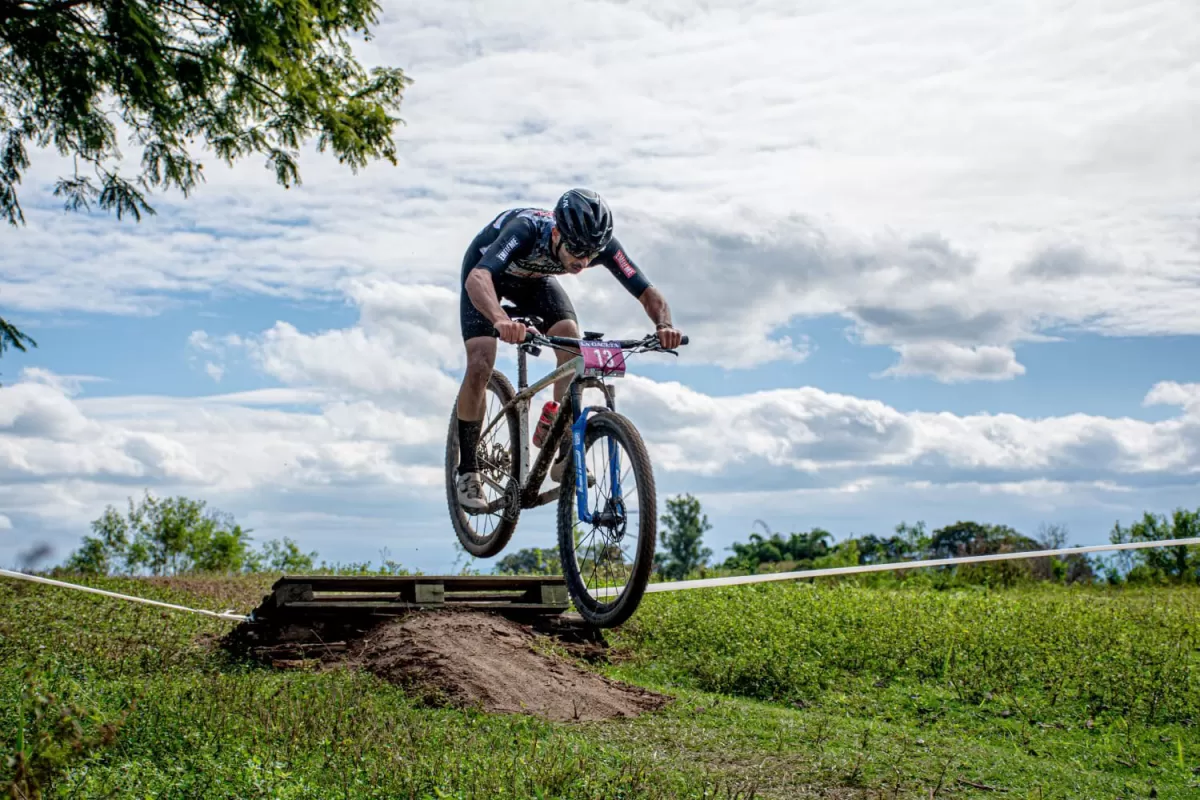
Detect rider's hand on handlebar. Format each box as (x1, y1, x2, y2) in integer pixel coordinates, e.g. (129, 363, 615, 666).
(494, 318, 527, 344)
(656, 324, 683, 350)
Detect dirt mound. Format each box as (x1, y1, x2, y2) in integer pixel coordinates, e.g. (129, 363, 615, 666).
(225, 609, 670, 723)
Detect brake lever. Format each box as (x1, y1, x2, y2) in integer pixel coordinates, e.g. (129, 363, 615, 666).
(642, 333, 681, 356)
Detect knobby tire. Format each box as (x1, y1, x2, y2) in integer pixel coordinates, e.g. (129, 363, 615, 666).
(556, 410, 657, 627)
(445, 370, 521, 558)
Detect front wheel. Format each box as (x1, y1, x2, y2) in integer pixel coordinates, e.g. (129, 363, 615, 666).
(557, 410, 657, 627)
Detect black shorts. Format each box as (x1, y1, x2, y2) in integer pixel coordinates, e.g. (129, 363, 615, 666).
(459, 245, 577, 341)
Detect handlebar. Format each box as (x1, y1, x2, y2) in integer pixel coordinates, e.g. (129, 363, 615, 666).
(490, 328, 688, 350)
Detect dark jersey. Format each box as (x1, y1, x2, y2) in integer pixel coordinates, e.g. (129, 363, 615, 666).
(468, 207, 653, 298)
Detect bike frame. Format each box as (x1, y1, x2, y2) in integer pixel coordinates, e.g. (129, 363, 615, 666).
(477, 340, 622, 525)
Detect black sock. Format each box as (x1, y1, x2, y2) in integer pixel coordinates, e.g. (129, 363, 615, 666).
(457, 418, 482, 474)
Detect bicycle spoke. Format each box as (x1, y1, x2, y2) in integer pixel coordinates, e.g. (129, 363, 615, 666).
(585, 529, 602, 588)
(569, 426, 644, 596)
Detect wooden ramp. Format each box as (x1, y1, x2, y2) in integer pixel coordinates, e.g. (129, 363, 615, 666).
(248, 575, 571, 623)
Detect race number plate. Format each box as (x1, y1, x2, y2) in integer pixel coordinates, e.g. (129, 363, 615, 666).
(580, 341, 627, 378)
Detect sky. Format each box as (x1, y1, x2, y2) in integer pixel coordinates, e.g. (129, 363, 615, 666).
(2, 0, 1199, 573)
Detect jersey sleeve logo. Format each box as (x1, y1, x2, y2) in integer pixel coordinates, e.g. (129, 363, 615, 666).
(496, 235, 519, 263)
(613, 250, 636, 279)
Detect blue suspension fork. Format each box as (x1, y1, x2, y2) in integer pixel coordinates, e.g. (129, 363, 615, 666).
(569, 382, 624, 525)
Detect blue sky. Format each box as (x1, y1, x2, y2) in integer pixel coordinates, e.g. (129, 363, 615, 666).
(3, 0, 1200, 573)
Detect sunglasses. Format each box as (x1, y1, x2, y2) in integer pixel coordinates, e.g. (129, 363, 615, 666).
(561, 240, 600, 260)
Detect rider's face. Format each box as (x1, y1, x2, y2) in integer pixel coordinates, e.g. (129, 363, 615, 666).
(553, 229, 594, 274)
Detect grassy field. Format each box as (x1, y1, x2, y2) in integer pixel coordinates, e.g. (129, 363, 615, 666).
(2, 574, 1198, 798)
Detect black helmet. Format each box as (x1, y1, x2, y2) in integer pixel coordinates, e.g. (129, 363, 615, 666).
(554, 188, 613, 256)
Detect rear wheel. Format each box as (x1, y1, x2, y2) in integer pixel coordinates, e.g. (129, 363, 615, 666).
(446, 370, 521, 558)
(557, 410, 657, 627)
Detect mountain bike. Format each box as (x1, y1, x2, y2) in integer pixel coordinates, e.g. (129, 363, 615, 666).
(444, 306, 688, 627)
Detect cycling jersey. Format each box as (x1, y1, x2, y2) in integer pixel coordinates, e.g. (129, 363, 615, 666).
(468, 207, 653, 297)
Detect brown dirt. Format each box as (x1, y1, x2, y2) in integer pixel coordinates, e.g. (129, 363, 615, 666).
(223, 609, 671, 723)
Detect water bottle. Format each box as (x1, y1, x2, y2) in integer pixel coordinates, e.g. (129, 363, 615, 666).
(532, 400, 560, 448)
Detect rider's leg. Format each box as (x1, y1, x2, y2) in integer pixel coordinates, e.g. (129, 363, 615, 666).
(456, 255, 505, 510)
(544, 317, 595, 484)
(456, 336, 497, 474)
(502, 276, 587, 484)
(546, 317, 580, 405)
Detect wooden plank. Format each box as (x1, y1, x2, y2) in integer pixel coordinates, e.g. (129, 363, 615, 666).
(254, 574, 573, 622)
(280, 601, 420, 609)
(305, 593, 406, 602)
(273, 575, 566, 593)
(413, 583, 444, 605)
(278, 601, 568, 613)
(307, 591, 528, 601)
(540, 584, 570, 606)
(273, 583, 313, 607)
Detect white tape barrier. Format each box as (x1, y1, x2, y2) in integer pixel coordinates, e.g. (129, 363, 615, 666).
(594, 537, 1200, 598)
(0, 568, 250, 622)
(5, 537, 1199, 615)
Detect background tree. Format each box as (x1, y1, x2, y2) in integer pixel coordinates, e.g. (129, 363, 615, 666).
(123, 493, 217, 575)
(0, 313, 36, 384)
(494, 546, 562, 576)
(656, 493, 713, 581)
(64, 491, 254, 575)
(1109, 508, 1200, 584)
(64, 504, 131, 575)
(1, 0, 413, 226)
(254, 536, 317, 573)
(722, 522, 832, 571)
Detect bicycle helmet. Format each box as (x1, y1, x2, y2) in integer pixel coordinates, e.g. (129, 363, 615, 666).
(554, 188, 613, 257)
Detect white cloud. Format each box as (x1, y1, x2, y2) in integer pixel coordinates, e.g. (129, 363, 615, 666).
(4, 360, 1199, 512)
(615, 374, 1200, 487)
(5, 0, 1200, 568)
(0, 515, 11, 530)
(1144, 382, 1200, 416)
(2, 0, 1196, 378)
(0, 368, 447, 492)
(4, 355, 1200, 569)
(879, 343, 1025, 383)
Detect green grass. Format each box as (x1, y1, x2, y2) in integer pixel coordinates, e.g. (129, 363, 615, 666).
(3, 574, 1199, 798)
(610, 581, 1200, 798)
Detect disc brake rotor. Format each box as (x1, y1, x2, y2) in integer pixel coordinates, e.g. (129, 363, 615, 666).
(478, 441, 512, 484)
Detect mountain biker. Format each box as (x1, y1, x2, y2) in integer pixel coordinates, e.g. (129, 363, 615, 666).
(454, 188, 684, 512)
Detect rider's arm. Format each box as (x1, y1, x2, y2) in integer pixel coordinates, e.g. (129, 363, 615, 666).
(476, 216, 537, 280)
(638, 286, 674, 329)
(596, 238, 672, 326)
(596, 237, 653, 299)
(466, 217, 539, 323)
(595, 238, 681, 346)
(465, 268, 509, 325)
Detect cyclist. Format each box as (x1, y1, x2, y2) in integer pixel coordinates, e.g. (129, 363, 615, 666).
(454, 188, 684, 512)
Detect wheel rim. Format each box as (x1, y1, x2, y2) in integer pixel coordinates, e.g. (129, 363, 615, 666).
(570, 428, 645, 609)
(453, 383, 517, 545)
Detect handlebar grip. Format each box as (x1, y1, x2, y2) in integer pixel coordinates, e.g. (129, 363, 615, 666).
(680, 335, 689, 346)
(490, 325, 537, 345)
